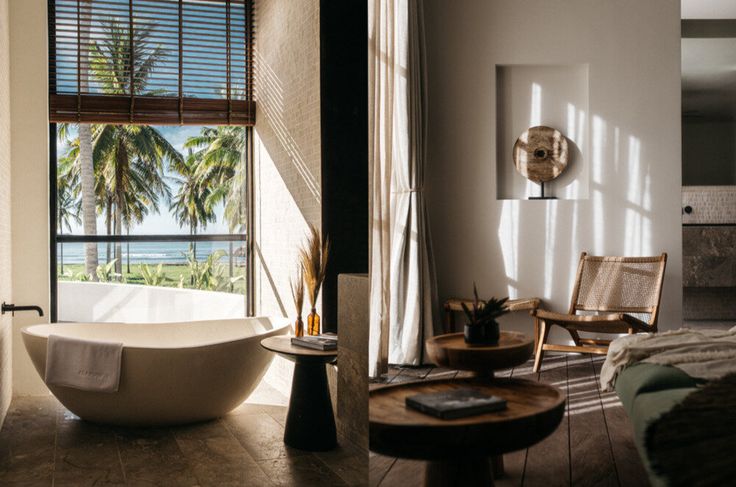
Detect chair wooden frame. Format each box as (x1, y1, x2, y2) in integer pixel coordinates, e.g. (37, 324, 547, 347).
(531, 252, 667, 373)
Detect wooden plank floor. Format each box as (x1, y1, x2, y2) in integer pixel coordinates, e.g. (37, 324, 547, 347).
(369, 354, 649, 487)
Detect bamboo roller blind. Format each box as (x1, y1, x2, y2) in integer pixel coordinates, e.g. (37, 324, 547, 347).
(48, 0, 254, 125)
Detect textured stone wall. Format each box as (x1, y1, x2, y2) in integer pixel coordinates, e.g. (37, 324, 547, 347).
(683, 224, 736, 319)
(252, 0, 321, 320)
(337, 274, 368, 452)
(682, 186, 736, 225)
(682, 187, 736, 319)
(0, 0, 12, 426)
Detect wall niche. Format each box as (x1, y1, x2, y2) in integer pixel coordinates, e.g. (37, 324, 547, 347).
(496, 64, 590, 201)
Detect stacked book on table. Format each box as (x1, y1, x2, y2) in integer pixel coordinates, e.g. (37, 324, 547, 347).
(291, 333, 338, 351)
(406, 388, 507, 419)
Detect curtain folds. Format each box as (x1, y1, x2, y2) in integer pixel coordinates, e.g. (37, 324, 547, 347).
(369, 0, 438, 378)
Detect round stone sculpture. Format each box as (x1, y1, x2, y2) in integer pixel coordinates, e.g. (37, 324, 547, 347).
(513, 126, 569, 183)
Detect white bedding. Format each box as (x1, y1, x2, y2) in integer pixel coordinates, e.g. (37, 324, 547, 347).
(600, 326, 736, 391)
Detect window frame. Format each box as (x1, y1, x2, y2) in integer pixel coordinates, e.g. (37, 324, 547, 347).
(48, 122, 255, 323)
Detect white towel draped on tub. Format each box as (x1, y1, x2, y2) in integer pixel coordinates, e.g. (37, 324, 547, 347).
(44, 334, 124, 392)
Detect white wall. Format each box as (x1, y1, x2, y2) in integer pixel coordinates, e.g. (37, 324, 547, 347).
(424, 0, 683, 340)
(58, 282, 245, 323)
(253, 0, 321, 320)
(682, 118, 736, 186)
(0, 0, 13, 422)
(9, 0, 50, 395)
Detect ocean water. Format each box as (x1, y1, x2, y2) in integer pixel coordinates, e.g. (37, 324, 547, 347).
(57, 241, 246, 265)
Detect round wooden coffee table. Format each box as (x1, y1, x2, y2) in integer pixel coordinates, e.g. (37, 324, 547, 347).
(370, 377, 565, 486)
(425, 331, 534, 375)
(260, 336, 337, 451)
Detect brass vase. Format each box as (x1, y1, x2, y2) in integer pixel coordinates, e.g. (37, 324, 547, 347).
(307, 308, 320, 336)
(294, 316, 304, 337)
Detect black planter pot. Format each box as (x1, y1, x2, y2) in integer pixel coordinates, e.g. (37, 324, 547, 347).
(464, 321, 500, 345)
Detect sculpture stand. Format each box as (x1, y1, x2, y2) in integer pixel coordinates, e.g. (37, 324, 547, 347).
(528, 181, 557, 200)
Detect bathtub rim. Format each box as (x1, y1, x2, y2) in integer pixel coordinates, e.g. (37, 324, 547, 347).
(21, 316, 292, 352)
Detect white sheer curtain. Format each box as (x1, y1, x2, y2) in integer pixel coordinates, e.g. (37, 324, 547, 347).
(369, 0, 438, 378)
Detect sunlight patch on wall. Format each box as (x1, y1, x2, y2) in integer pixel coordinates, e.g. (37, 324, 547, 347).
(543, 202, 558, 298)
(591, 115, 607, 254)
(498, 199, 520, 296)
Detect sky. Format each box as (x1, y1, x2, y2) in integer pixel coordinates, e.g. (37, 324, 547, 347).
(58, 124, 234, 236)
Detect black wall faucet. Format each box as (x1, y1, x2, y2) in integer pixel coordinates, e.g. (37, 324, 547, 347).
(1, 302, 44, 317)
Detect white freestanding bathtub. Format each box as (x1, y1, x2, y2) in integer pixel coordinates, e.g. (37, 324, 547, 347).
(21, 317, 290, 426)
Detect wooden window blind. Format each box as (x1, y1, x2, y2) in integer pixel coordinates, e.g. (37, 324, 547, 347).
(48, 0, 254, 125)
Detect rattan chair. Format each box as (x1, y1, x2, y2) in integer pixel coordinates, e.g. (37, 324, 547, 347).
(531, 252, 667, 373)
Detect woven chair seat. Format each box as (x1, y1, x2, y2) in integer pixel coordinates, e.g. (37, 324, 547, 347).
(531, 309, 651, 334)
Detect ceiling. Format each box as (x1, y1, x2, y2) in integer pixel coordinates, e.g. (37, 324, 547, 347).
(681, 1, 736, 120)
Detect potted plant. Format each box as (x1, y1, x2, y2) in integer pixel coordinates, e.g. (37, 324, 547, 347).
(461, 284, 509, 345)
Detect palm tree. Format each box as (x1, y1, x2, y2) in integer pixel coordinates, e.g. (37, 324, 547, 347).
(79, 20, 178, 276)
(183, 127, 246, 277)
(57, 155, 82, 274)
(183, 126, 248, 233)
(93, 124, 177, 274)
(78, 0, 98, 280)
(58, 123, 98, 279)
(58, 20, 175, 278)
(170, 150, 216, 266)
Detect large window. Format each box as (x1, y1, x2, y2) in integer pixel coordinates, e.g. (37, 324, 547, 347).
(48, 0, 254, 322)
(52, 123, 251, 322)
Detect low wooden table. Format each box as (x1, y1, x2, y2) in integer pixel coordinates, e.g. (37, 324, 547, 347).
(370, 377, 565, 486)
(260, 336, 337, 451)
(425, 331, 534, 376)
(443, 297, 541, 334)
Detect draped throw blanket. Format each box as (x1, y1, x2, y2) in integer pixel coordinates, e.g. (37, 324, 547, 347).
(600, 326, 736, 391)
(369, 0, 438, 377)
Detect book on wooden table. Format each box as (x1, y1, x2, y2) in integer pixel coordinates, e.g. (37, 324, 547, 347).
(405, 388, 507, 420)
(291, 333, 338, 351)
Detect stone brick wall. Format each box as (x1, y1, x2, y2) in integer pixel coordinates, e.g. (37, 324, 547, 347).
(0, 0, 13, 426)
(252, 0, 321, 320)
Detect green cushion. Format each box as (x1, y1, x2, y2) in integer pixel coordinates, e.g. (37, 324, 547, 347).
(615, 363, 699, 487)
(615, 363, 698, 416)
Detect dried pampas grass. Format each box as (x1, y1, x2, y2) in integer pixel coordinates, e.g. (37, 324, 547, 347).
(299, 224, 330, 308)
(290, 267, 304, 317)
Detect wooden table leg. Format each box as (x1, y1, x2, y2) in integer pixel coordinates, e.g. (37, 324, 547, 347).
(424, 457, 494, 487)
(283, 359, 337, 451)
(491, 455, 504, 478)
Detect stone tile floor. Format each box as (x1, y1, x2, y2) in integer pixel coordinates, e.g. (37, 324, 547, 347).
(0, 381, 366, 486)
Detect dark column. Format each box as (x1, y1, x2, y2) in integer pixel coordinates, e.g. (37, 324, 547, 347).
(319, 0, 369, 333)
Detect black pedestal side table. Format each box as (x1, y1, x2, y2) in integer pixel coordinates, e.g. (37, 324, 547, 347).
(260, 336, 338, 451)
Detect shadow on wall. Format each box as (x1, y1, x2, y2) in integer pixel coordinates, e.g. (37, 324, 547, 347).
(256, 50, 320, 214)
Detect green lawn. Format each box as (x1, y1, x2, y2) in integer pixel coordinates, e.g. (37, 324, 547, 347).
(57, 262, 247, 293)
